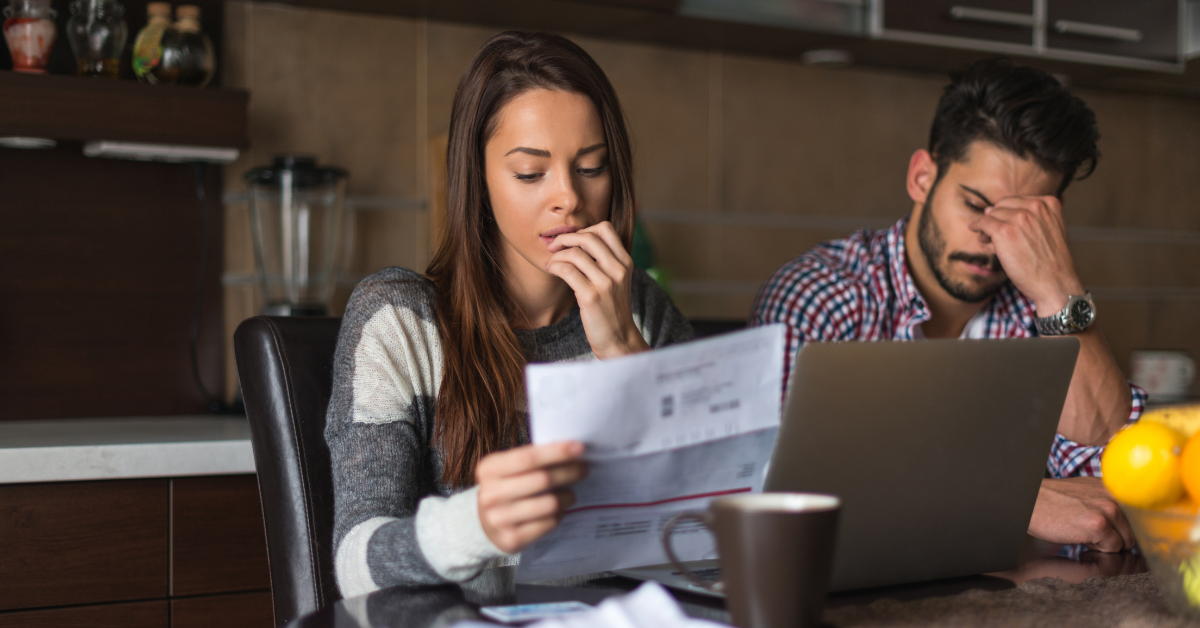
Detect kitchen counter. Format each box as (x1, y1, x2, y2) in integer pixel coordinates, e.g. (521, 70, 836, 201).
(0, 416, 254, 484)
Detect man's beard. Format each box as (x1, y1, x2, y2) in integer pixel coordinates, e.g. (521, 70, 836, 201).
(917, 197, 1004, 304)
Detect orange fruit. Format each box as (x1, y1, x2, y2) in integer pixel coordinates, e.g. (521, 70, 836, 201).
(1180, 432, 1200, 503)
(1101, 421, 1186, 508)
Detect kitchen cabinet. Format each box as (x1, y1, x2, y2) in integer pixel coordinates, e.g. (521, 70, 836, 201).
(0, 475, 271, 627)
(883, 0, 1035, 46)
(171, 592, 274, 628)
(873, 0, 1185, 71)
(171, 475, 272, 596)
(1046, 0, 1180, 64)
(0, 479, 169, 611)
(0, 601, 168, 628)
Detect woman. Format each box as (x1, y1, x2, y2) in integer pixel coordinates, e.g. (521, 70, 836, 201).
(325, 31, 693, 596)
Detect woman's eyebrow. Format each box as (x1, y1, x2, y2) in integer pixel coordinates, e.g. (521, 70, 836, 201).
(505, 147, 550, 157)
(503, 143, 606, 158)
(576, 143, 607, 156)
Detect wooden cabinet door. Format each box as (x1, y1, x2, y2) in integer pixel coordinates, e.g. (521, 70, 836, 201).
(0, 601, 167, 628)
(0, 480, 168, 611)
(171, 592, 273, 628)
(883, 0, 1036, 45)
(170, 475, 271, 596)
(1046, 0, 1180, 63)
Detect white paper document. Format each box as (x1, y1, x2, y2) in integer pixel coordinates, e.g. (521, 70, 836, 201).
(516, 324, 786, 582)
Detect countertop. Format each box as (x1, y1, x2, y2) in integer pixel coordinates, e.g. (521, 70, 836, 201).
(0, 416, 255, 484)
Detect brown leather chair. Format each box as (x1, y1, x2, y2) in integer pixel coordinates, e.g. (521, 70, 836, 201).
(234, 316, 343, 627)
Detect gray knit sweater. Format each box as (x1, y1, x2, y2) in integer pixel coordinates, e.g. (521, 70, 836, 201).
(325, 266, 693, 597)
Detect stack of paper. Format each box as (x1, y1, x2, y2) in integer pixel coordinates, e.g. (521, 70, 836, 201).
(517, 325, 785, 582)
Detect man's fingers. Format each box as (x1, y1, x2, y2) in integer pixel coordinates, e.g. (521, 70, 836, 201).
(990, 195, 1061, 215)
(1080, 501, 1130, 553)
(968, 212, 1005, 236)
(1087, 526, 1127, 553)
(1107, 505, 1137, 550)
(476, 441, 584, 481)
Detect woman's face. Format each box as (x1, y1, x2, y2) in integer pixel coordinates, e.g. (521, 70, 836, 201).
(484, 88, 612, 278)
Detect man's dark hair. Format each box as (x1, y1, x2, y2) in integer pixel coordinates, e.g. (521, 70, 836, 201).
(929, 57, 1099, 196)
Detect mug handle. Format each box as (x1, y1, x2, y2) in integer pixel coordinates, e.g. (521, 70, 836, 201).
(661, 511, 724, 593)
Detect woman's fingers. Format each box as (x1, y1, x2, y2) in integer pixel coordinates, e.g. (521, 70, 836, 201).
(545, 259, 595, 304)
(548, 247, 611, 290)
(580, 221, 632, 267)
(549, 231, 628, 281)
(488, 489, 578, 529)
(501, 517, 562, 552)
(476, 441, 584, 482)
(482, 460, 588, 508)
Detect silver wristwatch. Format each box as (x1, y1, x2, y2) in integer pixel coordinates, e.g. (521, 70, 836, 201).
(1035, 293, 1096, 336)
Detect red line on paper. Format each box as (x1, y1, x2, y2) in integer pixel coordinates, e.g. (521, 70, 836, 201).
(565, 487, 753, 515)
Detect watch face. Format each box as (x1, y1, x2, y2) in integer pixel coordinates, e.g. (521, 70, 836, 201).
(1070, 299, 1094, 326)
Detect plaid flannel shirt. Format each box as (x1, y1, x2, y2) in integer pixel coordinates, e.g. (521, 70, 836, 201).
(749, 216, 1146, 478)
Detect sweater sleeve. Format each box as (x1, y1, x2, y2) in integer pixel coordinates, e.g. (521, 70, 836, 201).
(325, 271, 510, 597)
(630, 267, 694, 348)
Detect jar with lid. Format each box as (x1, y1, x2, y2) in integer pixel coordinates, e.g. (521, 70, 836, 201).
(65, 0, 128, 78)
(131, 2, 171, 83)
(2, 0, 57, 74)
(158, 4, 214, 87)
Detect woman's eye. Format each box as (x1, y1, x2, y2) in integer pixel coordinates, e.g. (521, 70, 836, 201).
(578, 165, 609, 177)
(965, 201, 985, 212)
(514, 172, 542, 181)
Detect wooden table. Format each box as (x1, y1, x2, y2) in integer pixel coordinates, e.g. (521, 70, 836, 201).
(284, 538, 1163, 627)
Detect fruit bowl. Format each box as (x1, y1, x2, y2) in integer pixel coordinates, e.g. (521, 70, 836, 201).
(1121, 502, 1200, 618)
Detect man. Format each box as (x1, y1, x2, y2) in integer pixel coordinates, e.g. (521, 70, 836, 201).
(750, 58, 1144, 552)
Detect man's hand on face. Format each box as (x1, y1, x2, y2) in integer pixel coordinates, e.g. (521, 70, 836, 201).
(1028, 477, 1136, 552)
(968, 195, 1086, 316)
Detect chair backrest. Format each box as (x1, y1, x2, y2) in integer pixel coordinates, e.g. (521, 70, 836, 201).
(234, 316, 343, 627)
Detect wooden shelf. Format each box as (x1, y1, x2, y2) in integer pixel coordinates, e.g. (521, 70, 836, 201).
(0, 72, 248, 148)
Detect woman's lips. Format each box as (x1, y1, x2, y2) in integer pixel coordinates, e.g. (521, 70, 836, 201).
(540, 225, 582, 245)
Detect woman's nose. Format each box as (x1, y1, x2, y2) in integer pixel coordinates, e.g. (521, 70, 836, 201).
(549, 167, 580, 213)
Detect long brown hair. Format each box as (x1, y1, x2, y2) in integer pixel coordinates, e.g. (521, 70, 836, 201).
(425, 31, 636, 488)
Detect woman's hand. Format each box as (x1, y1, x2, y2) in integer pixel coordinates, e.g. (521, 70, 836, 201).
(545, 221, 651, 359)
(476, 441, 589, 554)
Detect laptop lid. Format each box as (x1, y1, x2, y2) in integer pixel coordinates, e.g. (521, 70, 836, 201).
(764, 337, 1079, 591)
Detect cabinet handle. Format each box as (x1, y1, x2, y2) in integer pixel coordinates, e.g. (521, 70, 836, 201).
(948, 6, 1035, 27)
(1052, 20, 1142, 43)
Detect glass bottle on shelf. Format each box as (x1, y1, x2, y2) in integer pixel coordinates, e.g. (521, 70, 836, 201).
(2, 0, 57, 74)
(131, 2, 171, 83)
(65, 0, 128, 78)
(161, 4, 214, 87)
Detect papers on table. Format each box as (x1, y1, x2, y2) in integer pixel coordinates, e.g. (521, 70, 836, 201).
(516, 325, 785, 583)
(454, 582, 727, 628)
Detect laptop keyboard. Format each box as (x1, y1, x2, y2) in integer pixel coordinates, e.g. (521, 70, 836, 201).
(672, 567, 722, 582)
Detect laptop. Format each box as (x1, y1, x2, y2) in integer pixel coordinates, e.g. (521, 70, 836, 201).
(615, 337, 1079, 595)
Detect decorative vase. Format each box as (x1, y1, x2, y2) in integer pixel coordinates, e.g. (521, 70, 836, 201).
(157, 4, 214, 87)
(65, 0, 128, 78)
(131, 1, 170, 83)
(2, 0, 56, 74)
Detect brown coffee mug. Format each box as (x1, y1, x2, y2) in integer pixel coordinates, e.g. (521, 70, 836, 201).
(661, 493, 840, 628)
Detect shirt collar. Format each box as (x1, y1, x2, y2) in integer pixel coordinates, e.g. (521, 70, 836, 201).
(884, 216, 931, 328)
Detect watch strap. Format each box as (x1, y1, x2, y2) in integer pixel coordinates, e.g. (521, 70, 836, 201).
(1035, 293, 1094, 336)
